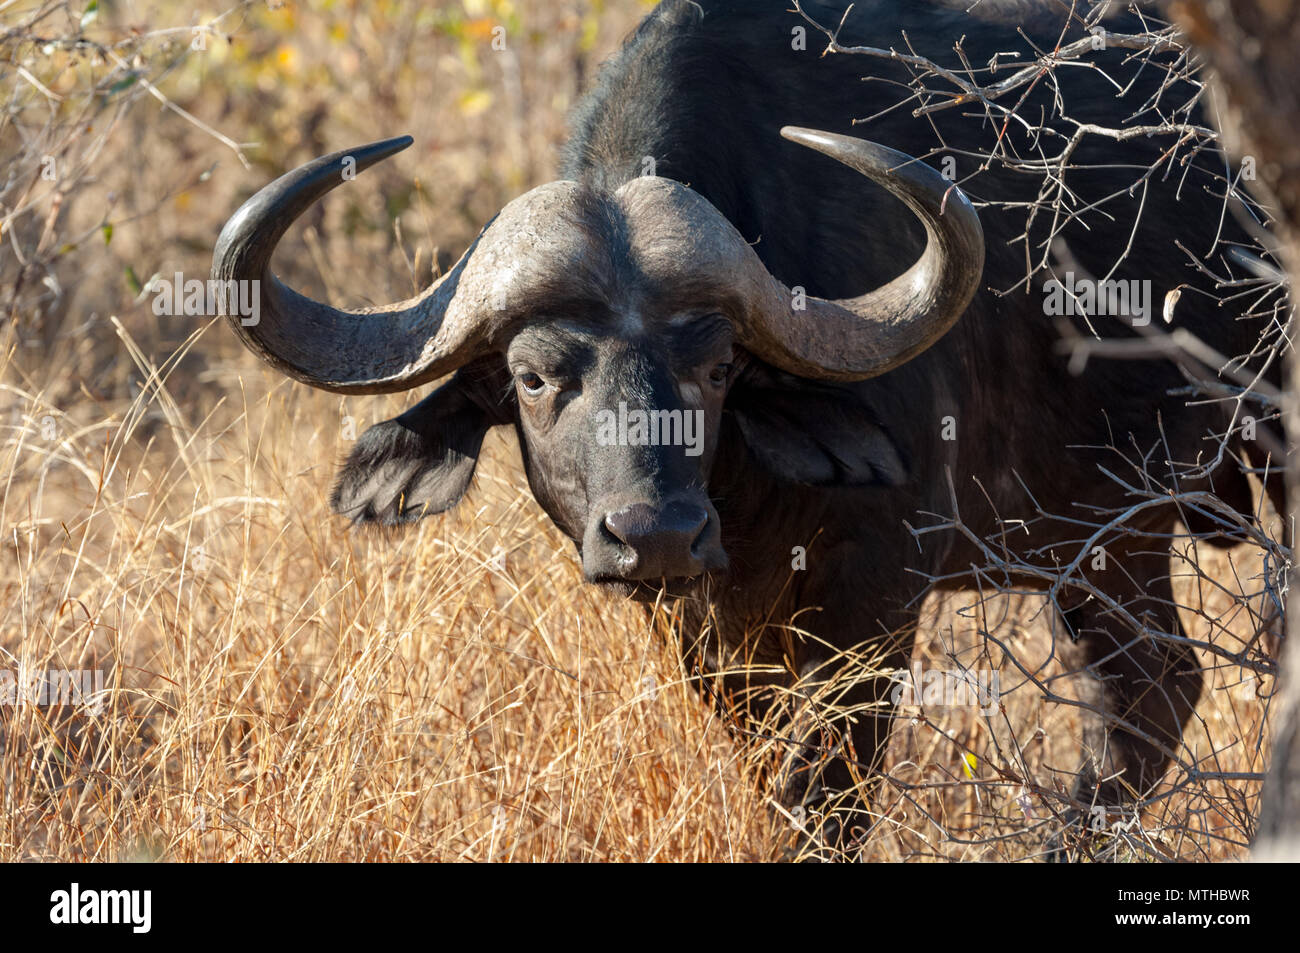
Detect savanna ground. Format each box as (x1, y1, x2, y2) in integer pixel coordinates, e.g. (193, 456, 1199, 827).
(0, 0, 1277, 861)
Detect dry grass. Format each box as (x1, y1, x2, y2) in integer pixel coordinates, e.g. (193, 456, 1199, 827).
(0, 0, 1274, 861)
(1, 344, 785, 860)
(0, 330, 1271, 859)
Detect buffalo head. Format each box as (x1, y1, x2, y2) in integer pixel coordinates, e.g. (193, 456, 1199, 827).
(211, 129, 983, 589)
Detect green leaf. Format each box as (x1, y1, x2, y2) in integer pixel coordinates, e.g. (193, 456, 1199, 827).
(125, 265, 142, 295)
(106, 72, 139, 96)
(101, 222, 112, 245)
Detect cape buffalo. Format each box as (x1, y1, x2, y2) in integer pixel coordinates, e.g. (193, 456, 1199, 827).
(212, 0, 1280, 856)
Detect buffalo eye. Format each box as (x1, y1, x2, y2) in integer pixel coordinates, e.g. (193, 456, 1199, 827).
(708, 363, 732, 386)
(517, 372, 546, 398)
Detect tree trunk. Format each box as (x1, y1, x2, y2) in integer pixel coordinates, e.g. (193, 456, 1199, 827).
(1163, 0, 1300, 860)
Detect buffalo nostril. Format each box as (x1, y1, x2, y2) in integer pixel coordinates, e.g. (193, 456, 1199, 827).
(683, 510, 709, 554)
(603, 503, 659, 548)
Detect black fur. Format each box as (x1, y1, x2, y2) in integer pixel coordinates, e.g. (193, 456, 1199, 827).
(332, 359, 509, 524)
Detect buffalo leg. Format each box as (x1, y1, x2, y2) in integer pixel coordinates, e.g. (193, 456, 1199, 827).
(773, 644, 911, 857)
(677, 610, 911, 858)
(1055, 547, 1204, 853)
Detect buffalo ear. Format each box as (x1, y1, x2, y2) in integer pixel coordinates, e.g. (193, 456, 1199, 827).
(331, 360, 511, 525)
(727, 366, 908, 487)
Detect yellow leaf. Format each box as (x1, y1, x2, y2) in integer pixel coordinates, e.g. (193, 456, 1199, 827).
(458, 88, 493, 117)
(579, 14, 599, 52)
(276, 44, 299, 73)
(464, 17, 497, 41)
